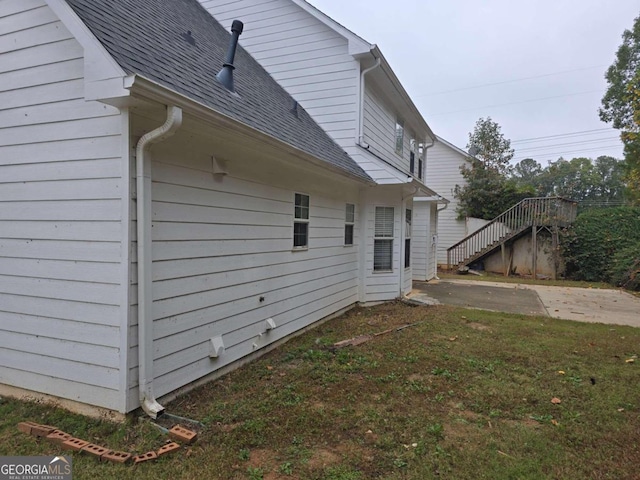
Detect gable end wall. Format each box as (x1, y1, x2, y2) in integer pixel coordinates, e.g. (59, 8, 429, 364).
(0, 0, 127, 411)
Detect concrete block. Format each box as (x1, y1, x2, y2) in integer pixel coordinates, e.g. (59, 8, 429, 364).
(168, 425, 197, 444)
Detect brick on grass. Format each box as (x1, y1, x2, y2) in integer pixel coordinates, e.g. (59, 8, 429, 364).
(30, 424, 57, 437)
(133, 451, 158, 464)
(81, 444, 110, 458)
(61, 438, 90, 451)
(168, 425, 197, 444)
(17, 421, 39, 435)
(45, 430, 72, 445)
(101, 451, 132, 464)
(157, 441, 181, 456)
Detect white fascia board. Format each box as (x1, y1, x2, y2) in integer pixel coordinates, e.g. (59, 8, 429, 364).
(45, 0, 128, 100)
(372, 47, 435, 143)
(435, 136, 474, 162)
(291, 0, 373, 55)
(127, 75, 376, 186)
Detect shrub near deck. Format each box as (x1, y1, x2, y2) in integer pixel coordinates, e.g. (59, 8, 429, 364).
(2, 302, 639, 480)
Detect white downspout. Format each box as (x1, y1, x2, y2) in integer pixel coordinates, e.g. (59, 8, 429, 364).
(136, 105, 183, 418)
(356, 55, 381, 146)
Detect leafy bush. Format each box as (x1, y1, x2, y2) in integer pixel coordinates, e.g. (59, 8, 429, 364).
(562, 207, 640, 283)
(610, 242, 640, 291)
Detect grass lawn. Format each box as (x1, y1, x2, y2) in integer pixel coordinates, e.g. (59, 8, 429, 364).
(1, 302, 639, 479)
(437, 271, 615, 290)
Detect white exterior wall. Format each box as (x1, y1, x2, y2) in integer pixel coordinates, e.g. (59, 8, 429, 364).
(424, 141, 469, 264)
(412, 200, 438, 281)
(363, 85, 413, 175)
(360, 187, 410, 302)
(200, 0, 359, 150)
(0, 1, 127, 411)
(199, 0, 406, 186)
(126, 120, 362, 406)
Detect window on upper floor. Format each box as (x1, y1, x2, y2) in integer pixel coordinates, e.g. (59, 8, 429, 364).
(395, 119, 404, 156)
(374, 206, 394, 271)
(293, 193, 309, 248)
(404, 208, 412, 268)
(409, 138, 415, 173)
(418, 158, 423, 180)
(345, 203, 355, 246)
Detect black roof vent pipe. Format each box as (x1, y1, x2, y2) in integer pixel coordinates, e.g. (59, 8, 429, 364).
(216, 20, 244, 93)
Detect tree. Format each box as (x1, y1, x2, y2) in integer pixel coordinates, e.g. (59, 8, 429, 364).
(512, 158, 543, 193)
(536, 156, 626, 204)
(599, 14, 640, 203)
(454, 117, 524, 220)
(467, 117, 514, 175)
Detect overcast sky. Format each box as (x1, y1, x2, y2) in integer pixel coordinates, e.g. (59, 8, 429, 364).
(307, 0, 639, 165)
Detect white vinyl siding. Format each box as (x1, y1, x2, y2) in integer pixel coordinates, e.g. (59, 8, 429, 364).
(0, 2, 126, 410)
(363, 85, 414, 174)
(424, 140, 470, 264)
(125, 118, 361, 405)
(412, 200, 438, 281)
(200, 0, 359, 150)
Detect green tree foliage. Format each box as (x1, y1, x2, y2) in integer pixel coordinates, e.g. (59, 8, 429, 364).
(514, 156, 626, 206)
(454, 117, 526, 219)
(562, 207, 640, 285)
(600, 15, 640, 203)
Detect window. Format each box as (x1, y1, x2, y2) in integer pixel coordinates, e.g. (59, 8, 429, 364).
(418, 158, 423, 180)
(395, 119, 404, 156)
(404, 208, 412, 268)
(293, 193, 309, 248)
(374, 206, 394, 271)
(409, 138, 416, 173)
(344, 203, 355, 246)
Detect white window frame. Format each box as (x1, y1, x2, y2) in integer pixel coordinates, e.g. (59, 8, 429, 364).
(344, 203, 355, 246)
(395, 119, 404, 156)
(293, 193, 309, 249)
(374, 206, 394, 272)
(409, 138, 416, 174)
(405, 208, 412, 269)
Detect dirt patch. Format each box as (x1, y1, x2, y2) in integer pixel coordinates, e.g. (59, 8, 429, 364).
(467, 322, 492, 331)
(248, 449, 277, 469)
(307, 448, 341, 469)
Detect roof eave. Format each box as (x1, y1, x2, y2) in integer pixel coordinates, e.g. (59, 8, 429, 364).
(127, 75, 376, 186)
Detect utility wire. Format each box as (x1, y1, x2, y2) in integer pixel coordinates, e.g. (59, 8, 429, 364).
(511, 128, 615, 144)
(514, 136, 621, 153)
(416, 65, 607, 97)
(428, 90, 602, 116)
(511, 144, 623, 162)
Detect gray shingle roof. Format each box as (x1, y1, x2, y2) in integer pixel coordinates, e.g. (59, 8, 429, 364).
(65, 0, 371, 182)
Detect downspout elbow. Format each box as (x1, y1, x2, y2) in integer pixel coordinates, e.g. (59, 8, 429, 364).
(356, 56, 381, 147)
(136, 105, 183, 419)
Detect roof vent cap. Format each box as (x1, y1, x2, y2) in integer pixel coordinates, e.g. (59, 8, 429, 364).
(216, 20, 244, 92)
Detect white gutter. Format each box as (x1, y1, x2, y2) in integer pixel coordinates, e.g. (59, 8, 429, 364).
(356, 54, 381, 147)
(136, 105, 183, 419)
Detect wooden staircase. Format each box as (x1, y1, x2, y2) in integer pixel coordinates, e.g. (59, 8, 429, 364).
(447, 197, 577, 272)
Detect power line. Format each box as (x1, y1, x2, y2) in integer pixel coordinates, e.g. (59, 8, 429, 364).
(514, 136, 621, 153)
(416, 65, 607, 98)
(511, 128, 615, 144)
(511, 144, 623, 163)
(428, 90, 603, 116)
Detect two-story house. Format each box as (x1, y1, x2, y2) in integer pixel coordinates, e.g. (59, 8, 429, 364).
(200, 0, 448, 292)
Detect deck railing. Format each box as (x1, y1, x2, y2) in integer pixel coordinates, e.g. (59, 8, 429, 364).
(447, 197, 577, 269)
